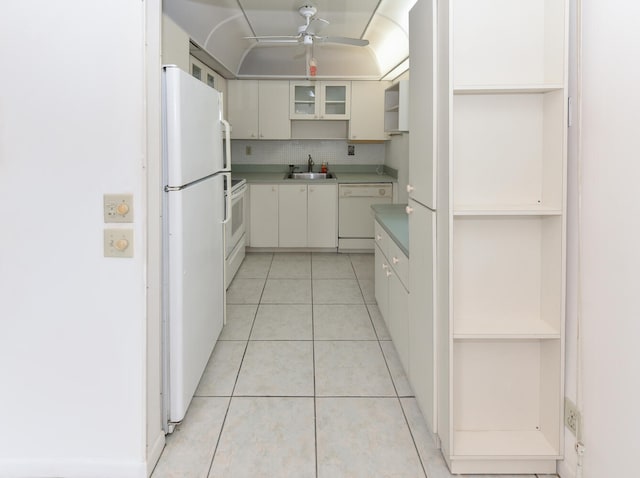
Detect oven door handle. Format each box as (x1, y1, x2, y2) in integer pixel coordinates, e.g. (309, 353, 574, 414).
(222, 173, 232, 225)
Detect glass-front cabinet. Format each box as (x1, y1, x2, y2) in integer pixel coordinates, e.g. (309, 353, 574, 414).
(190, 56, 217, 90)
(290, 81, 351, 120)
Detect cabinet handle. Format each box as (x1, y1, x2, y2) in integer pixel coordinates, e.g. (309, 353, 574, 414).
(405, 206, 414, 214)
(406, 184, 415, 193)
(392, 257, 399, 265)
(385, 270, 393, 277)
(376, 234, 382, 241)
(382, 263, 388, 270)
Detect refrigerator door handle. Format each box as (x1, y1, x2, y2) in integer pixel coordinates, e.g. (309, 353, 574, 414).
(222, 172, 232, 224)
(221, 119, 232, 172)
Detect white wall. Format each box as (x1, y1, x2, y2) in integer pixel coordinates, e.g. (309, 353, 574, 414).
(0, 2, 156, 477)
(562, 1, 640, 476)
(162, 14, 190, 72)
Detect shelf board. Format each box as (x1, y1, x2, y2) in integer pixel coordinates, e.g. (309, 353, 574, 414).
(454, 317, 560, 339)
(454, 84, 564, 95)
(453, 430, 560, 458)
(453, 206, 562, 216)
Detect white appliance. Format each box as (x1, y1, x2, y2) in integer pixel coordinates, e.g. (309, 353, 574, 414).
(338, 183, 393, 250)
(162, 65, 231, 431)
(225, 178, 247, 289)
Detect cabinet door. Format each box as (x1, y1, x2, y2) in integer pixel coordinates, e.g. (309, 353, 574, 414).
(249, 184, 278, 247)
(278, 184, 307, 247)
(389, 272, 409, 373)
(407, 200, 436, 433)
(290, 82, 318, 119)
(189, 56, 205, 82)
(408, 0, 436, 209)
(259, 81, 291, 139)
(374, 244, 389, 322)
(320, 81, 351, 120)
(350, 81, 389, 140)
(307, 184, 337, 248)
(228, 80, 259, 139)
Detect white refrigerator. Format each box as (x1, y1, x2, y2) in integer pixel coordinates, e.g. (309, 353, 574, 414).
(162, 65, 231, 431)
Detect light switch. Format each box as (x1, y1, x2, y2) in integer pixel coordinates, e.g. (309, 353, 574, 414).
(104, 229, 134, 258)
(104, 194, 134, 223)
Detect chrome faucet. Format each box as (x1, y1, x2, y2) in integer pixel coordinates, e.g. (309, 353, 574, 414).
(307, 154, 314, 172)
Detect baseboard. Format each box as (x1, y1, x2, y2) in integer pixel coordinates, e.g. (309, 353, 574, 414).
(146, 430, 166, 477)
(0, 458, 146, 478)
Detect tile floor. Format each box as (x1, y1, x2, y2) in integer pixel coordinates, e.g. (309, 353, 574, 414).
(151, 252, 559, 478)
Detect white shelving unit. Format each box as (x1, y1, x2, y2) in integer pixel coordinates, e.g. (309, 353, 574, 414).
(408, 0, 569, 473)
(384, 80, 409, 132)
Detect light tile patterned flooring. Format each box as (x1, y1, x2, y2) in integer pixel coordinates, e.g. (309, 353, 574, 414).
(152, 252, 559, 478)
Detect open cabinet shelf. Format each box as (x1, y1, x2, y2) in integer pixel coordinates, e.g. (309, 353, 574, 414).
(452, 215, 563, 337)
(384, 80, 409, 132)
(452, 339, 562, 460)
(451, 0, 566, 86)
(452, 90, 565, 211)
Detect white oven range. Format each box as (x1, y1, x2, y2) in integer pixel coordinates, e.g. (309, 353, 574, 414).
(224, 178, 247, 288)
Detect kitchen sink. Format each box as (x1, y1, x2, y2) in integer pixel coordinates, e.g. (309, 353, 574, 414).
(284, 172, 337, 180)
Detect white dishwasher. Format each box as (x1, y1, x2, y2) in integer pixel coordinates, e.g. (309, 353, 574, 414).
(338, 183, 393, 251)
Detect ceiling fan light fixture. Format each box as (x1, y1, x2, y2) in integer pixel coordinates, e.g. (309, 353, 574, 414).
(303, 34, 313, 45)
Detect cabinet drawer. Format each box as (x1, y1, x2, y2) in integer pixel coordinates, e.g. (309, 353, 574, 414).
(388, 239, 409, 290)
(374, 221, 390, 258)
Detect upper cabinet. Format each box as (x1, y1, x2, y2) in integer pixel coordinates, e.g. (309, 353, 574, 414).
(190, 56, 219, 89)
(384, 80, 409, 133)
(227, 80, 291, 140)
(290, 81, 351, 120)
(349, 81, 390, 141)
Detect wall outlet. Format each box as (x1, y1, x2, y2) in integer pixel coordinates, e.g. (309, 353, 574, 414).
(564, 397, 580, 437)
(245, 145, 252, 155)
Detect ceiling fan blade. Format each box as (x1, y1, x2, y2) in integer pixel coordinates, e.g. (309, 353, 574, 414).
(244, 35, 300, 44)
(318, 36, 370, 47)
(304, 17, 329, 35)
(252, 39, 301, 44)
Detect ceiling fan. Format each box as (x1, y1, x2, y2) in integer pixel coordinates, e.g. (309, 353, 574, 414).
(245, 5, 369, 47)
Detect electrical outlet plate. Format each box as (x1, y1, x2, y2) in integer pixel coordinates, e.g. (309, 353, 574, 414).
(104, 194, 134, 223)
(104, 229, 134, 258)
(564, 397, 580, 437)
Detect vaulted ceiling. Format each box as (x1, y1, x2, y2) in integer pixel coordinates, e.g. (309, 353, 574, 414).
(164, 0, 417, 80)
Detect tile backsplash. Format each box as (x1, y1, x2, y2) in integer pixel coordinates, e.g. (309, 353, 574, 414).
(231, 140, 385, 167)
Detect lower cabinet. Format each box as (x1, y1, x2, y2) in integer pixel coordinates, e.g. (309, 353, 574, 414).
(388, 271, 409, 371)
(308, 184, 338, 248)
(279, 184, 307, 247)
(407, 200, 436, 434)
(250, 183, 337, 248)
(374, 220, 410, 372)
